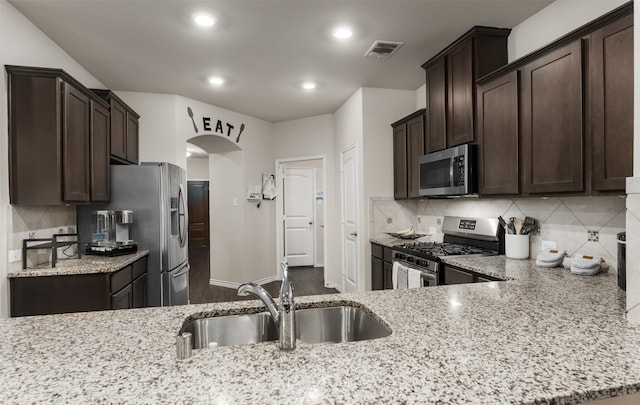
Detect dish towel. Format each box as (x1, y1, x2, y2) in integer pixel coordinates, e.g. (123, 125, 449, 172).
(407, 268, 422, 288)
(392, 262, 408, 289)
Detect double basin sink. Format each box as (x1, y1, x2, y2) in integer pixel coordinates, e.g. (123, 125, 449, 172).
(180, 304, 391, 348)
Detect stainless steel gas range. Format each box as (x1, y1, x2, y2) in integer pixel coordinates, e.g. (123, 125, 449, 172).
(391, 216, 504, 286)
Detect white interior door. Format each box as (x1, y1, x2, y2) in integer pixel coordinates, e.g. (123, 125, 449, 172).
(342, 146, 359, 293)
(284, 167, 315, 266)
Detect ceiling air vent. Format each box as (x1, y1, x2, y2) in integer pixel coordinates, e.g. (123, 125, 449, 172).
(364, 40, 404, 59)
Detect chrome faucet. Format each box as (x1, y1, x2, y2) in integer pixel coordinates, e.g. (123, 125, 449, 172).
(237, 258, 296, 350)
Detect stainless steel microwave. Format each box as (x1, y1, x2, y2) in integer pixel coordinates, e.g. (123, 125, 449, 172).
(418, 144, 477, 197)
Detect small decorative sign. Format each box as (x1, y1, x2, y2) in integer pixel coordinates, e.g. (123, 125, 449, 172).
(187, 106, 246, 143)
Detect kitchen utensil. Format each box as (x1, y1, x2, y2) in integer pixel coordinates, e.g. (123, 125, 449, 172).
(507, 217, 517, 235)
(236, 123, 245, 143)
(513, 217, 523, 235)
(521, 216, 537, 235)
(498, 216, 507, 229)
(187, 107, 198, 133)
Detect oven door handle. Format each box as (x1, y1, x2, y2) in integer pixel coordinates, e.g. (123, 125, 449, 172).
(421, 272, 438, 286)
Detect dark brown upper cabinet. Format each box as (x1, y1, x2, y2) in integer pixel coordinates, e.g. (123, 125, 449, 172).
(590, 14, 633, 192)
(392, 110, 425, 200)
(92, 90, 140, 165)
(90, 100, 110, 201)
(476, 70, 520, 195)
(422, 26, 511, 154)
(6, 65, 110, 205)
(521, 40, 584, 194)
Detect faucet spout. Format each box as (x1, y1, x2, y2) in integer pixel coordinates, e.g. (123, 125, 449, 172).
(237, 282, 280, 325)
(237, 258, 296, 350)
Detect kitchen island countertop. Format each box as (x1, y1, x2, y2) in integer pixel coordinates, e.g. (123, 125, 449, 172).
(1, 255, 639, 404)
(6, 250, 150, 278)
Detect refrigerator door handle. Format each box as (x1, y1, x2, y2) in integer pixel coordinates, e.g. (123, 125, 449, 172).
(172, 264, 190, 279)
(178, 184, 187, 248)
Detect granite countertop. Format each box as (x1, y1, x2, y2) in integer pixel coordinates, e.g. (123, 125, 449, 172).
(2, 256, 639, 404)
(370, 234, 434, 247)
(6, 250, 150, 278)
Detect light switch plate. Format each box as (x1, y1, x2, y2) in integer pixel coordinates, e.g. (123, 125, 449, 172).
(8, 249, 21, 263)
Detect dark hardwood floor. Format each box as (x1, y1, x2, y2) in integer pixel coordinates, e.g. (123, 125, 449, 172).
(188, 246, 338, 304)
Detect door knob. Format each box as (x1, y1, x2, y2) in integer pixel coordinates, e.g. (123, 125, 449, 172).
(309, 221, 313, 225)
(350, 232, 358, 237)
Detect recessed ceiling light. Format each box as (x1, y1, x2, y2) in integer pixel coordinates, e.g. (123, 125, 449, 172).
(192, 12, 216, 27)
(332, 26, 353, 40)
(208, 76, 225, 86)
(302, 81, 317, 90)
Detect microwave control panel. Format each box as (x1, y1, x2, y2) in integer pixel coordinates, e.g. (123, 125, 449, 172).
(453, 155, 465, 186)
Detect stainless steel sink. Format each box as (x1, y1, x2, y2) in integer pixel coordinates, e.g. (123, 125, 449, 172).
(181, 305, 391, 348)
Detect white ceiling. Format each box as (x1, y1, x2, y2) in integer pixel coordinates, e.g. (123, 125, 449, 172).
(10, 0, 553, 123)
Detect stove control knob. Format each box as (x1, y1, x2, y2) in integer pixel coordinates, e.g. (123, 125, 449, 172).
(406, 256, 414, 263)
(416, 259, 426, 267)
(396, 253, 405, 260)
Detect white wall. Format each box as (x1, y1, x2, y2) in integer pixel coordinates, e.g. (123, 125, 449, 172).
(115, 92, 180, 166)
(0, 0, 106, 318)
(186, 157, 209, 180)
(361, 88, 416, 289)
(273, 115, 334, 273)
(508, 0, 629, 62)
(415, 84, 426, 110)
(332, 90, 363, 289)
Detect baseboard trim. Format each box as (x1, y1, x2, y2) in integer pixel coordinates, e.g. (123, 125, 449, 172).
(326, 282, 343, 292)
(209, 275, 278, 289)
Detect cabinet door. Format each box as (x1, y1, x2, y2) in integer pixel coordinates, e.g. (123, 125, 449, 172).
(110, 99, 127, 160)
(90, 101, 110, 201)
(477, 70, 520, 195)
(62, 82, 91, 202)
(425, 58, 447, 153)
(383, 261, 393, 290)
(111, 284, 133, 310)
(591, 15, 633, 191)
(444, 265, 474, 285)
(406, 114, 425, 198)
(447, 39, 474, 147)
(371, 257, 384, 291)
(126, 111, 139, 164)
(393, 124, 408, 199)
(132, 274, 147, 308)
(521, 40, 584, 194)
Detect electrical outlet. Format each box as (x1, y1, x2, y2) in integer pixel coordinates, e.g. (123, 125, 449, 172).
(436, 218, 442, 226)
(417, 217, 421, 223)
(386, 217, 392, 224)
(588, 230, 599, 242)
(28, 232, 36, 239)
(8, 249, 21, 263)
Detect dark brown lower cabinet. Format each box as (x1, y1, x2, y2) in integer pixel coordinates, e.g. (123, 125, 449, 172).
(10, 255, 148, 317)
(111, 284, 133, 310)
(443, 264, 501, 285)
(371, 243, 394, 290)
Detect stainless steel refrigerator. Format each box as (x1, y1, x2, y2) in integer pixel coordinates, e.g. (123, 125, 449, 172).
(77, 162, 189, 306)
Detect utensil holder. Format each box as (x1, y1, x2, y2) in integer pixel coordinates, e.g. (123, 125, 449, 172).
(505, 234, 530, 259)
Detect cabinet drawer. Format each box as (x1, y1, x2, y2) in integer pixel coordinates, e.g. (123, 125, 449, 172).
(111, 284, 132, 310)
(132, 257, 147, 279)
(444, 265, 474, 285)
(111, 265, 132, 293)
(371, 243, 384, 260)
(132, 273, 147, 308)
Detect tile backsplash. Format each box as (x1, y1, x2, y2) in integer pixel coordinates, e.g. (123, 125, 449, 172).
(370, 196, 626, 270)
(9, 205, 77, 271)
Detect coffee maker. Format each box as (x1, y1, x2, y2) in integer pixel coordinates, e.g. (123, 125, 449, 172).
(86, 210, 137, 256)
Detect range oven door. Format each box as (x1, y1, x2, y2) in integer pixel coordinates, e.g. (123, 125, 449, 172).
(420, 271, 439, 287)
